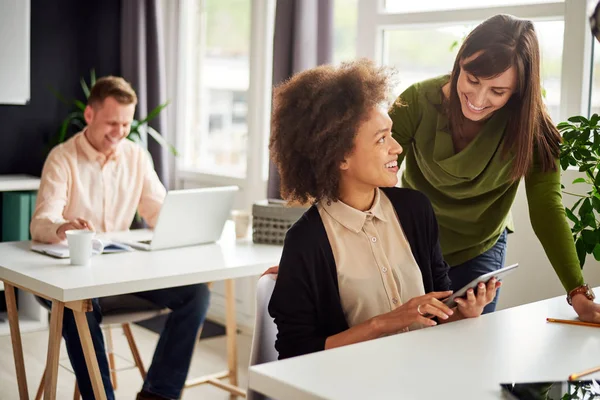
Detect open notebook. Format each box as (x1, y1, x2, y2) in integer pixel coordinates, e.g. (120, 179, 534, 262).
(31, 241, 134, 259)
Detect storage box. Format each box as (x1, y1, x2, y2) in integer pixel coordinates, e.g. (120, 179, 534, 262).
(252, 200, 309, 245)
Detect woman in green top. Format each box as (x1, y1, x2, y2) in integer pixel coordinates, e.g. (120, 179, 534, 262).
(389, 14, 600, 321)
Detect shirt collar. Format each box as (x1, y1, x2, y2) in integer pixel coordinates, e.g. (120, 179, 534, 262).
(77, 129, 122, 163)
(320, 189, 387, 233)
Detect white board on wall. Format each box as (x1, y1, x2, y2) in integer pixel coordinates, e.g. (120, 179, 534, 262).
(0, 0, 30, 105)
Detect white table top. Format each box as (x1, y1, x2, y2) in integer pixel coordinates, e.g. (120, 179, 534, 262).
(0, 174, 40, 191)
(249, 290, 600, 400)
(0, 225, 282, 302)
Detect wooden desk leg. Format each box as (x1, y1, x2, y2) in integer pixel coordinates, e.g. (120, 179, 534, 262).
(73, 310, 107, 400)
(225, 279, 238, 388)
(4, 282, 30, 400)
(44, 300, 65, 400)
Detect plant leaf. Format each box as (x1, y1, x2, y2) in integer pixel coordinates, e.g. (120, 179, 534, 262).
(47, 86, 72, 106)
(137, 101, 170, 126)
(593, 243, 600, 261)
(565, 207, 580, 225)
(582, 229, 597, 244)
(568, 115, 589, 124)
(572, 177, 586, 184)
(73, 99, 86, 111)
(579, 198, 593, 218)
(80, 76, 90, 98)
(57, 112, 85, 143)
(579, 163, 595, 172)
(90, 69, 96, 87)
(591, 197, 600, 213)
(576, 237, 587, 267)
(563, 130, 578, 141)
(557, 122, 573, 130)
(145, 125, 179, 156)
(583, 212, 597, 228)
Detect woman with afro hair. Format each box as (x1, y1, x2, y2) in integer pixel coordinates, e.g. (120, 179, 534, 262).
(267, 59, 500, 360)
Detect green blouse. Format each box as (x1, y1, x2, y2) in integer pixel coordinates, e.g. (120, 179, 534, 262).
(389, 75, 583, 292)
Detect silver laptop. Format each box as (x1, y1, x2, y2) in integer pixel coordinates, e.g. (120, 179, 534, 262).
(122, 186, 238, 251)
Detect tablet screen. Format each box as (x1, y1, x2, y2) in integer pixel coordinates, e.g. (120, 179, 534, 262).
(500, 380, 599, 399)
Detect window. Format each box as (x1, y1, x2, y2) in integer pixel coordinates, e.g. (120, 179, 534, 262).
(181, 0, 251, 178)
(384, 0, 564, 14)
(176, 0, 274, 209)
(591, 40, 600, 117)
(334, 0, 358, 64)
(382, 20, 564, 121)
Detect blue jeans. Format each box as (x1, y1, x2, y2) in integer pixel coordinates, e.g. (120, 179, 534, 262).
(448, 229, 507, 314)
(43, 284, 210, 399)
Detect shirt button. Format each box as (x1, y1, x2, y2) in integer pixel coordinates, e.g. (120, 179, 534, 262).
(371, 237, 377, 243)
(382, 267, 388, 273)
(392, 298, 398, 304)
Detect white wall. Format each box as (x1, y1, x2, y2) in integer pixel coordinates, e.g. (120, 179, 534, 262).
(498, 169, 600, 310)
(0, 0, 30, 105)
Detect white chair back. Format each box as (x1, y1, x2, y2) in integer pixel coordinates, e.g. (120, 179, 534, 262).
(247, 274, 278, 400)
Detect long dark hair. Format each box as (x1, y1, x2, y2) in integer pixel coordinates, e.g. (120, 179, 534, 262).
(446, 14, 561, 181)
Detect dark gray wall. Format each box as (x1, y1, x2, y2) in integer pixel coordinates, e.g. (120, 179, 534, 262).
(0, 0, 122, 176)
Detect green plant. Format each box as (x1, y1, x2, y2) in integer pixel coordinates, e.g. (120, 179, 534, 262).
(48, 69, 177, 155)
(558, 113, 600, 268)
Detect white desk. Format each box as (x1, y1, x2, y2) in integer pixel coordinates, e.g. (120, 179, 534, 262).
(249, 290, 600, 400)
(0, 174, 40, 192)
(0, 174, 41, 314)
(1, 226, 282, 400)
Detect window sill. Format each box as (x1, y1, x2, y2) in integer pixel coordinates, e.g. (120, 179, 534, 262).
(176, 169, 247, 186)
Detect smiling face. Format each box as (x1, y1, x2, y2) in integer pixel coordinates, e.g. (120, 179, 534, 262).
(456, 54, 517, 122)
(340, 106, 403, 192)
(84, 96, 136, 156)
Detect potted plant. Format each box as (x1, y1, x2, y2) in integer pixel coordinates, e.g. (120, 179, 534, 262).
(558, 113, 600, 267)
(48, 69, 177, 156)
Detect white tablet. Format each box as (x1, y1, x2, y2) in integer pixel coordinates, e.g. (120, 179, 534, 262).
(443, 263, 519, 308)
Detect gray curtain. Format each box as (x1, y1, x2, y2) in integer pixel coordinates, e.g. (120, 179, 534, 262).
(121, 0, 170, 188)
(267, 0, 334, 199)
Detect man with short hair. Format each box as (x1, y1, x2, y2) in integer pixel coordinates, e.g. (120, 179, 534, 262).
(31, 76, 210, 400)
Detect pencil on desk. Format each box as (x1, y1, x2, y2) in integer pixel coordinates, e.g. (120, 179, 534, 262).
(569, 365, 600, 381)
(546, 318, 600, 328)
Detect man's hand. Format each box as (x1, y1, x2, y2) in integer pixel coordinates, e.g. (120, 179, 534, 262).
(571, 294, 600, 324)
(56, 218, 96, 241)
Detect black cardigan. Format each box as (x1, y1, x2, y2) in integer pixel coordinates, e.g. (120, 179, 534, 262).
(268, 187, 452, 360)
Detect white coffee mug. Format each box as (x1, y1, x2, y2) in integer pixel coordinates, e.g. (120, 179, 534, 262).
(66, 230, 104, 266)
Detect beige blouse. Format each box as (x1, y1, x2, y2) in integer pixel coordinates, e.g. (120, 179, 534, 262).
(317, 189, 425, 332)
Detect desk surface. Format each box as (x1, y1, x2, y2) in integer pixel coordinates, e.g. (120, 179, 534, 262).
(249, 290, 600, 400)
(0, 174, 40, 191)
(0, 226, 282, 302)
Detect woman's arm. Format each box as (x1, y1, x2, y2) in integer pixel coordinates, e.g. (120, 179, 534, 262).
(525, 159, 584, 291)
(525, 159, 600, 323)
(389, 83, 422, 167)
(268, 235, 328, 359)
(325, 291, 453, 350)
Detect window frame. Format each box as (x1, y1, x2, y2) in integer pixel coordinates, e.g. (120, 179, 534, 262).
(174, 0, 275, 208)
